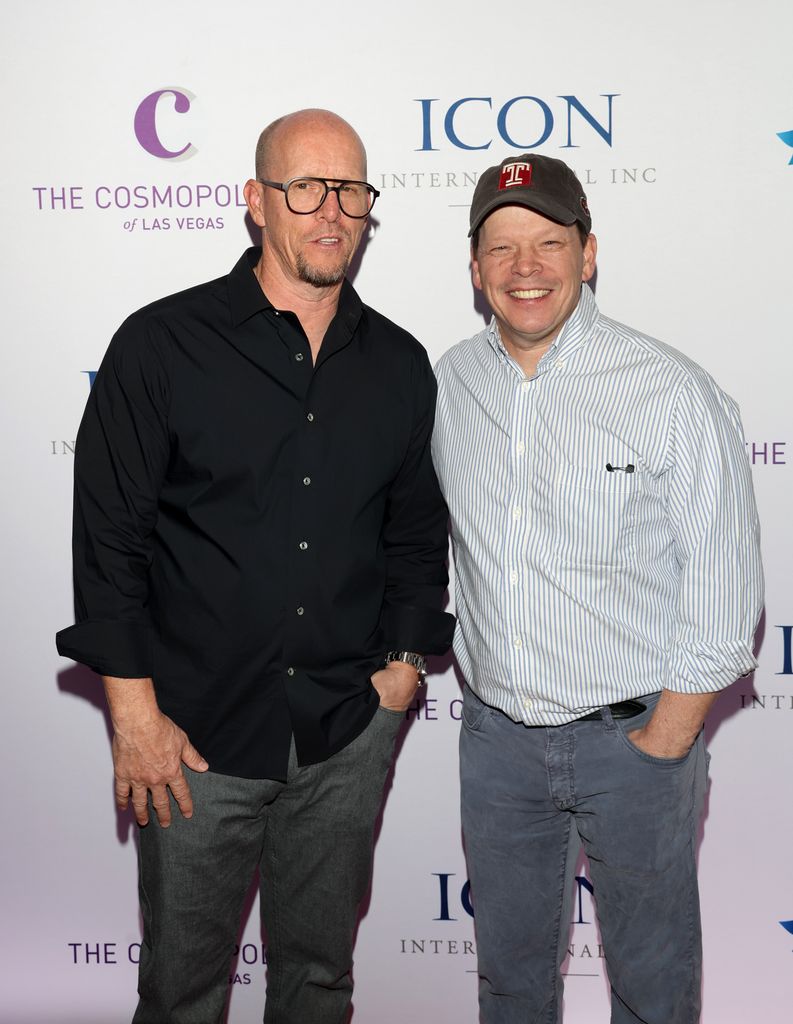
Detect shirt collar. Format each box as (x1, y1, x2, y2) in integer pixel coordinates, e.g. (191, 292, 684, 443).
(485, 283, 600, 370)
(227, 246, 363, 330)
(228, 247, 272, 326)
(548, 282, 599, 361)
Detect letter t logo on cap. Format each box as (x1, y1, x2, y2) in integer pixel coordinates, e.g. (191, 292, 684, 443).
(499, 162, 533, 189)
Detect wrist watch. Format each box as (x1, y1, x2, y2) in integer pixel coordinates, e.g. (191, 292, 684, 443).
(384, 650, 427, 685)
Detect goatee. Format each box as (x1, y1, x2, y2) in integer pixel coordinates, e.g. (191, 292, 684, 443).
(295, 252, 348, 288)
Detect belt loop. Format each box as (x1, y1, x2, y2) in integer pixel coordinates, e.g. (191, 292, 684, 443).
(600, 704, 617, 732)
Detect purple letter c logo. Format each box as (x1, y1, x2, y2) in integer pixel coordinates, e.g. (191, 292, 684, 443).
(134, 89, 195, 159)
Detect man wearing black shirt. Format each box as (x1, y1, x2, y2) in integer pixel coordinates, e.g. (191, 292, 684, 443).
(57, 108, 453, 1024)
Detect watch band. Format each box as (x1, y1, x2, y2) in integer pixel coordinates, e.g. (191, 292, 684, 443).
(384, 650, 427, 683)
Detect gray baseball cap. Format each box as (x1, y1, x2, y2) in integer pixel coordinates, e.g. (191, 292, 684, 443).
(469, 153, 591, 237)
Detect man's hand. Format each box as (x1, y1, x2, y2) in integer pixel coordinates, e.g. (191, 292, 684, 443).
(626, 689, 720, 760)
(103, 676, 208, 828)
(371, 661, 421, 712)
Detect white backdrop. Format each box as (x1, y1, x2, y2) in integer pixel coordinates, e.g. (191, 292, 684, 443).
(3, 2, 792, 1021)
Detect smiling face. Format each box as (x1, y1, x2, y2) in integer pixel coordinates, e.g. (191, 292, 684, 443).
(244, 111, 369, 294)
(472, 205, 597, 370)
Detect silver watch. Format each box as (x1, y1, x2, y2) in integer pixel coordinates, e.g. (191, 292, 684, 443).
(384, 650, 427, 683)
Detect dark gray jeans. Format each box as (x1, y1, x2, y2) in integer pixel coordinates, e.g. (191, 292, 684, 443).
(132, 705, 403, 1024)
(460, 685, 709, 1024)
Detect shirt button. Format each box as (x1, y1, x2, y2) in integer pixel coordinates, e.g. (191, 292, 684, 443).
(521, 380, 530, 393)
(510, 570, 518, 584)
(298, 541, 308, 551)
(287, 667, 295, 676)
(516, 441, 525, 455)
(306, 412, 314, 422)
(522, 696, 533, 709)
(513, 505, 522, 519)
(555, 359, 565, 369)
(303, 476, 311, 486)
(295, 352, 305, 362)
(513, 636, 523, 649)
(296, 606, 304, 616)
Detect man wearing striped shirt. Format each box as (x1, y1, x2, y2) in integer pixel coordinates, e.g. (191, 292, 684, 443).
(431, 154, 763, 1024)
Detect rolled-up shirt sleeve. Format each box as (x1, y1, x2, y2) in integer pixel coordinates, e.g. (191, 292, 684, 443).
(56, 315, 171, 677)
(381, 349, 455, 655)
(662, 374, 764, 693)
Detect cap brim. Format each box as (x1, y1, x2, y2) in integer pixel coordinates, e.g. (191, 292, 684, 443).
(469, 193, 578, 237)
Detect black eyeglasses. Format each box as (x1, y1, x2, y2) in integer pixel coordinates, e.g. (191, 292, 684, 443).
(258, 176, 380, 218)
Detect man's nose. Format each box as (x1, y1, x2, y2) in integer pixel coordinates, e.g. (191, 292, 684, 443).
(319, 188, 342, 221)
(512, 250, 540, 275)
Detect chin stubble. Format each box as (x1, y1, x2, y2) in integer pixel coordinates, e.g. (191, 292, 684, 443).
(295, 252, 348, 288)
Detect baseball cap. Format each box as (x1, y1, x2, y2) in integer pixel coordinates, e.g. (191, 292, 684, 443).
(468, 153, 591, 237)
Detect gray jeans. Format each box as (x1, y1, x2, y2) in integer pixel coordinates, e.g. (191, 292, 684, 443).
(132, 705, 403, 1024)
(460, 685, 709, 1024)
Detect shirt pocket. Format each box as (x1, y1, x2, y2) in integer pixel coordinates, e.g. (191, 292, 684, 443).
(553, 463, 640, 569)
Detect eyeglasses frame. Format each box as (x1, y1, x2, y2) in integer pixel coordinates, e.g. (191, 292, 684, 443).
(257, 176, 380, 218)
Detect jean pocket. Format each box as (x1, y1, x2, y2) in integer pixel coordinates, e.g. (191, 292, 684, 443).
(615, 722, 698, 768)
(461, 686, 493, 731)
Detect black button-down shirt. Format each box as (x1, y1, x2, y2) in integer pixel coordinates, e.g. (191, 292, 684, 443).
(57, 248, 454, 780)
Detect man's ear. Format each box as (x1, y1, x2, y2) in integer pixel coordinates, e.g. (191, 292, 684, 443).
(471, 242, 482, 291)
(243, 179, 266, 229)
(581, 233, 597, 282)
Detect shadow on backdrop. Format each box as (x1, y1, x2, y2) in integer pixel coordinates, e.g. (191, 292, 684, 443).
(57, 663, 138, 845)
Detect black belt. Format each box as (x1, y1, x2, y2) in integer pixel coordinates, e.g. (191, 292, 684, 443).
(577, 699, 646, 722)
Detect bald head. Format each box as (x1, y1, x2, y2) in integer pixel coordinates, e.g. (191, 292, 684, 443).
(254, 109, 367, 181)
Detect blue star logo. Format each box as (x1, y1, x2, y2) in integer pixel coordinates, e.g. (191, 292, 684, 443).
(781, 920, 793, 946)
(778, 132, 793, 163)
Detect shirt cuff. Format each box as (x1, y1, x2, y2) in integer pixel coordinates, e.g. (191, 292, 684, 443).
(55, 620, 155, 678)
(383, 604, 456, 655)
(663, 640, 758, 693)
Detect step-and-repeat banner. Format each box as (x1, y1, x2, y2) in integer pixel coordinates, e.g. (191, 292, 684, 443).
(3, 2, 791, 1021)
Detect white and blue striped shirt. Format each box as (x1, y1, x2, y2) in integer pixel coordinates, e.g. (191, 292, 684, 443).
(432, 284, 763, 725)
